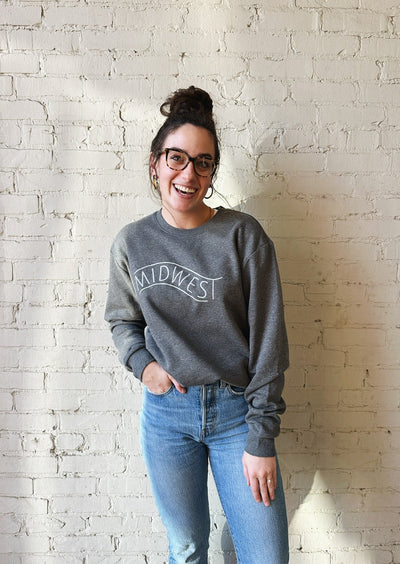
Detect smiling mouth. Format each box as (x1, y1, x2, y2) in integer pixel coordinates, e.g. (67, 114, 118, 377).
(174, 184, 197, 195)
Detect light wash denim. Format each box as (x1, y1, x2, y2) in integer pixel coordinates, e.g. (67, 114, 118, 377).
(140, 381, 289, 564)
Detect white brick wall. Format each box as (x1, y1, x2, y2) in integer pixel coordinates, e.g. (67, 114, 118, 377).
(1, 0, 399, 562)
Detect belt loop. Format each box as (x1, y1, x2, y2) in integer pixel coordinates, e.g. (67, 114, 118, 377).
(219, 380, 227, 388)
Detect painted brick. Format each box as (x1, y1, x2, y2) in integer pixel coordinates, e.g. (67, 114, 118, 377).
(32, 30, 81, 52)
(15, 391, 81, 413)
(81, 29, 151, 52)
(43, 193, 108, 215)
(181, 56, 247, 78)
(0, 283, 23, 303)
(322, 10, 388, 33)
(225, 31, 288, 55)
(114, 6, 183, 28)
(315, 58, 379, 81)
(54, 149, 120, 171)
(0, 392, 13, 411)
(55, 282, 86, 305)
(0, 305, 13, 325)
(0, 75, 13, 96)
(348, 130, 380, 152)
(114, 55, 181, 77)
(18, 347, 86, 370)
(47, 372, 111, 391)
(292, 32, 360, 56)
(88, 125, 124, 148)
(0, 148, 52, 170)
(44, 7, 112, 28)
(0, 194, 39, 215)
(0, 7, 41, 26)
(0, 534, 50, 554)
(296, 0, 358, 6)
(60, 454, 125, 475)
(0, 328, 54, 348)
(0, 240, 51, 260)
(44, 54, 111, 77)
(360, 83, 400, 104)
(16, 77, 84, 99)
(250, 57, 313, 79)
(335, 219, 400, 239)
(291, 80, 357, 103)
(0, 171, 14, 191)
(85, 77, 152, 101)
(258, 10, 318, 32)
(232, 80, 288, 105)
(0, 101, 46, 121)
(46, 101, 114, 123)
(360, 37, 400, 58)
(0, 372, 44, 391)
(0, 262, 12, 281)
(289, 554, 331, 564)
(258, 153, 325, 174)
(0, 478, 32, 496)
(13, 261, 79, 282)
(0, 54, 40, 75)
(60, 412, 120, 432)
(18, 170, 84, 193)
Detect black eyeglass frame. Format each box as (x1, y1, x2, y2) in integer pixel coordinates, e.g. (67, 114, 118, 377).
(160, 148, 217, 177)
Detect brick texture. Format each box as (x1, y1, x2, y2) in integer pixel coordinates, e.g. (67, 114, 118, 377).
(1, 1, 399, 562)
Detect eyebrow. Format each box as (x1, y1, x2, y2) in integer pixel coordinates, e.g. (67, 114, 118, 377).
(168, 147, 214, 160)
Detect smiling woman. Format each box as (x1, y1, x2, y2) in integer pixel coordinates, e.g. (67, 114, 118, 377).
(105, 86, 290, 564)
(150, 123, 216, 228)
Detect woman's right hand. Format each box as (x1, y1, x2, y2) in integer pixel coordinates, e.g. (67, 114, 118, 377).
(142, 361, 186, 394)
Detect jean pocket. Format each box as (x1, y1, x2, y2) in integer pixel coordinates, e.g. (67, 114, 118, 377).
(226, 383, 246, 396)
(145, 384, 174, 397)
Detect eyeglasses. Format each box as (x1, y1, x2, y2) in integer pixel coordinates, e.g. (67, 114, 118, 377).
(161, 148, 216, 177)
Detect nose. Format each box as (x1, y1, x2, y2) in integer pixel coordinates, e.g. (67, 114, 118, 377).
(181, 160, 198, 178)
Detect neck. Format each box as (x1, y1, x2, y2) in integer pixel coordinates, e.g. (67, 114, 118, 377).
(161, 204, 214, 229)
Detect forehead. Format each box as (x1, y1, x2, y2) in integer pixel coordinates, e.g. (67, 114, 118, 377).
(164, 123, 215, 157)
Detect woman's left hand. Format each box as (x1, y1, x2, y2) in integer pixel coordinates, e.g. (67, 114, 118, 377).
(242, 452, 276, 506)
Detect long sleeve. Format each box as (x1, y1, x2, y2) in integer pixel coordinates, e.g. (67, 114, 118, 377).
(242, 238, 289, 457)
(104, 245, 155, 379)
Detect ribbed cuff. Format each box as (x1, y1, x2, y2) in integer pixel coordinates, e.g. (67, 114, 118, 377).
(127, 348, 155, 380)
(245, 435, 276, 458)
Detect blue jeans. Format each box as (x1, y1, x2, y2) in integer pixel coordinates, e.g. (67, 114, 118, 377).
(140, 381, 289, 564)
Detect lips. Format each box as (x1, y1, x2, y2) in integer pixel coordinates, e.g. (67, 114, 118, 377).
(174, 184, 197, 195)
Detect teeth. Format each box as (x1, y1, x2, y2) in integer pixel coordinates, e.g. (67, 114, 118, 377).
(175, 184, 196, 194)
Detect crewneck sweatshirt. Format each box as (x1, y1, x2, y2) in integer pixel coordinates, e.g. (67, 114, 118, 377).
(105, 207, 289, 457)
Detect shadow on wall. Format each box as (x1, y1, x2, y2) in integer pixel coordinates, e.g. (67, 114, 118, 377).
(206, 180, 399, 562)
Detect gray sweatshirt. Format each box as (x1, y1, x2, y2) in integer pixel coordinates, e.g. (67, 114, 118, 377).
(105, 207, 289, 457)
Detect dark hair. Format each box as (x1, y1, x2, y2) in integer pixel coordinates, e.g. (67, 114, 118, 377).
(150, 86, 220, 179)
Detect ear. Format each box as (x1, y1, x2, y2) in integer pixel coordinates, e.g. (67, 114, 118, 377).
(149, 153, 158, 178)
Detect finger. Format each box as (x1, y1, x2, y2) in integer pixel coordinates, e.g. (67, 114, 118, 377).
(169, 375, 186, 394)
(259, 480, 271, 507)
(249, 477, 262, 504)
(242, 462, 250, 487)
(267, 477, 276, 502)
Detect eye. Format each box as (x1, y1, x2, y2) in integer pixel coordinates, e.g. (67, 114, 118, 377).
(169, 151, 185, 163)
(196, 158, 213, 170)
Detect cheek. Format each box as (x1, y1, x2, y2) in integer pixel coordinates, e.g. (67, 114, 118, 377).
(202, 180, 212, 192)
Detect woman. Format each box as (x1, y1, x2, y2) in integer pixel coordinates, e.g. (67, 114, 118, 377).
(105, 86, 289, 563)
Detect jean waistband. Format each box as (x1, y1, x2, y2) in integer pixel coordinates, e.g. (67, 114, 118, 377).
(203, 380, 229, 388)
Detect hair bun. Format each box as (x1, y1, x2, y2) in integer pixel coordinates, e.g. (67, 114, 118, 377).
(160, 86, 213, 119)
